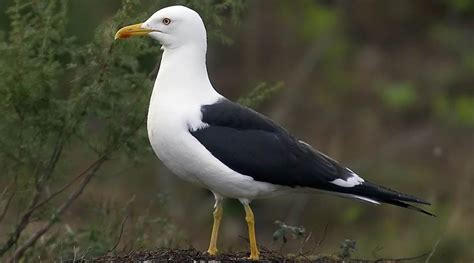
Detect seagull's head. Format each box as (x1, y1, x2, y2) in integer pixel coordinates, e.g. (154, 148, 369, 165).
(115, 5, 206, 49)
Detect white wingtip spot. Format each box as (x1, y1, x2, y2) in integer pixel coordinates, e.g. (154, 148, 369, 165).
(351, 195, 381, 205)
(188, 121, 209, 132)
(330, 168, 365, 187)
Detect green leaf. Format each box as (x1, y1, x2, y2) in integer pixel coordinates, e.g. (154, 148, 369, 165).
(380, 82, 418, 110)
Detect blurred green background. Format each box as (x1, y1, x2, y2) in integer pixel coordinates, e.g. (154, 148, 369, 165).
(0, 0, 473, 261)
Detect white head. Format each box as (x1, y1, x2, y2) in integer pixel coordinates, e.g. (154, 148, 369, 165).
(115, 5, 207, 50)
(115, 5, 216, 99)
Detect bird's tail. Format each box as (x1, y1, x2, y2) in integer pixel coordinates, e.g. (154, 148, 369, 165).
(331, 181, 434, 216)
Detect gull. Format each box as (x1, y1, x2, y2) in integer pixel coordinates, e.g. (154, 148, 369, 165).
(115, 5, 432, 260)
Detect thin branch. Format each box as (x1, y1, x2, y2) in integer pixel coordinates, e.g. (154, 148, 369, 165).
(0, 178, 17, 223)
(425, 238, 442, 263)
(7, 156, 107, 262)
(107, 215, 128, 254)
(314, 223, 328, 250)
(0, 175, 18, 217)
(0, 191, 15, 223)
(0, 185, 9, 204)
(74, 133, 101, 155)
(29, 156, 107, 213)
(374, 252, 429, 263)
(299, 223, 328, 257)
(0, 182, 42, 256)
(37, 130, 66, 186)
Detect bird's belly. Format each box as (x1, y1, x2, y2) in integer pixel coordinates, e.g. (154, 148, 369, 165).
(147, 111, 283, 199)
(148, 121, 204, 185)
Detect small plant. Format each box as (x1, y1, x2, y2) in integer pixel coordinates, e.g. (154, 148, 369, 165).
(338, 239, 356, 259)
(272, 220, 306, 244)
(238, 82, 284, 109)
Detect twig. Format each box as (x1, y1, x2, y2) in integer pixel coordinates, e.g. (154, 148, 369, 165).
(0, 191, 15, 223)
(375, 252, 429, 263)
(0, 178, 17, 223)
(316, 223, 328, 249)
(39, 130, 66, 185)
(29, 156, 107, 213)
(300, 223, 328, 257)
(425, 238, 442, 263)
(0, 183, 10, 202)
(0, 181, 43, 256)
(74, 133, 101, 155)
(107, 215, 128, 254)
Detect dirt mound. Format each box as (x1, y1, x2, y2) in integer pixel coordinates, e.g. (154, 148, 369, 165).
(88, 247, 409, 262)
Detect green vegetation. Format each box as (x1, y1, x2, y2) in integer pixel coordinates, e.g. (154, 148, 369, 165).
(0, 0, 244, 260)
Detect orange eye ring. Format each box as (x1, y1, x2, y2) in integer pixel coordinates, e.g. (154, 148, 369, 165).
(162, 18, 171, 25)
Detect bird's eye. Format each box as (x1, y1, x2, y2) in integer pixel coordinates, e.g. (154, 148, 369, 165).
(162, 18, 171, 25)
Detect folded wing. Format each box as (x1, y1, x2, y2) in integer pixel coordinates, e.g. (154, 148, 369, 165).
(190, 99, 433, 216)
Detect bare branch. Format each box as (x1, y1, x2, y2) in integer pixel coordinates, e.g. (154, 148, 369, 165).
(0, 191, 15, 223)
(107, 215, 128, 254)
(425, 238, 442, 263)
(0, 188, 7, 207)
(37, 130, 66, 186)
(29, 157, 107, 213)
(6, 156, 107, 262)
(0, 183, 42, 256)
(298, 223, 328, 257)
(374, 252, 429, 262)
(0, 178, 17, 223)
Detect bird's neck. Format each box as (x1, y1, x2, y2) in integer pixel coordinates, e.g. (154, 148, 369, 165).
(148, 44, 221, 130)
(153, 45, 216, 99)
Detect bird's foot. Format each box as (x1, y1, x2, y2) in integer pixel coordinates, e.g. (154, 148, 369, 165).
(206, 247, 218, 256)
(248, 251, 260, 261)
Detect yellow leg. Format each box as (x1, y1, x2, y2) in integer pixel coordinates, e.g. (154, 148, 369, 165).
(244, 203, 260, 260)
(207, 202, 223, 255)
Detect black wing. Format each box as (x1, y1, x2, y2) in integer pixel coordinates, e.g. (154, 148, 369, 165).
(190, 99, 433, 215)
(191, 99, 349, 187)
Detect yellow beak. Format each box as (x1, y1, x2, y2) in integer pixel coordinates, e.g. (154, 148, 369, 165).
(114, 23, 154, 40)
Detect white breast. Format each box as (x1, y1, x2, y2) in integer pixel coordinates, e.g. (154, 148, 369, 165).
(146, 90, 209, 185)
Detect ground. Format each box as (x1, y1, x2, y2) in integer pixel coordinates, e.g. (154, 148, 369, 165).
(89, 248, 420, 262)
